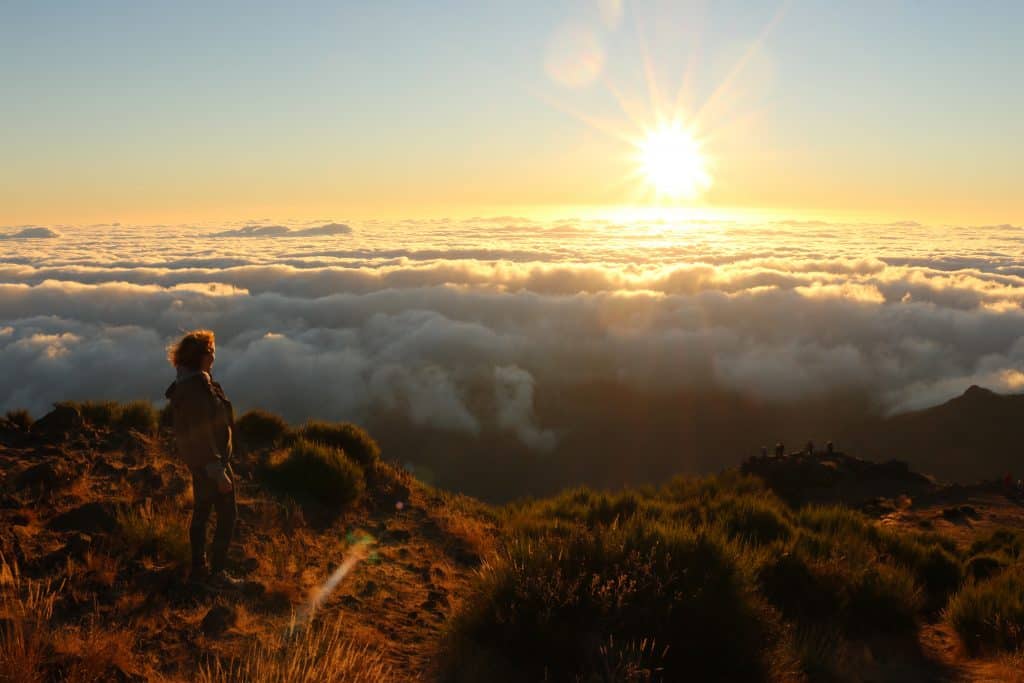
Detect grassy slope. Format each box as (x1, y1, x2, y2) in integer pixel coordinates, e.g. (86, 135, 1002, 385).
(2, 405, 1024, 682)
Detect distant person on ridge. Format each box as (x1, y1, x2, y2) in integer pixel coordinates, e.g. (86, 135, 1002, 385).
(164, 329, 237, 584)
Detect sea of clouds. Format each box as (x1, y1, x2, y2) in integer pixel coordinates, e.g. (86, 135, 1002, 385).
(3, 215, 1024, 450)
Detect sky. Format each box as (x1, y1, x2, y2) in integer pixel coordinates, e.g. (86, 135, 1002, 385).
(2, 0, 1022, 225)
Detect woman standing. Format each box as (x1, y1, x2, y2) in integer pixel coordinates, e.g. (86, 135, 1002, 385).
(164, 329, 237, 583)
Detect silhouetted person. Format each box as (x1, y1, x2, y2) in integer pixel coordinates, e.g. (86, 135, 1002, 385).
(826, 441, 834, 455)
(164, 329, 237, 584)
(806, 441, 814, 456)
(775, 442, 784, 457)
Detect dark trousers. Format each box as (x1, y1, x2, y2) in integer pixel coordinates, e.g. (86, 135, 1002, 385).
(189, 466, 237, 572)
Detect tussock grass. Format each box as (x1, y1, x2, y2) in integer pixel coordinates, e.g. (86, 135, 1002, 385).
(1, 555, 139, 682)
(199, 614, 390, 683)
(1, 556, 60, 682)
(116, 500, 190, 565)
(968, 528, 1024, 562)
(947, 565, 1024, 655)
(59, 399, 159, 434)
(116, 400, 159, 434)
(260, 439, 365, 511)
(445, 472, 974, 681)
(236, 409, 291, 449)
(4, 408, 33, 431)
(297, 421, 381, 467)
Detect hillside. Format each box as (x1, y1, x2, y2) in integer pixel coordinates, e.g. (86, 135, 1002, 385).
(2, 401, 1024, 681)
(844, 385, 1024, 483)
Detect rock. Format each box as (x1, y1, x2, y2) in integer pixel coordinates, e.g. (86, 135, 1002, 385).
(92, 460, 127, 479)
(165, 474, 189, 497)
(30, 404, 83, 439)
(133, 565, 178, 593)
(236, 556, 260, 575)
(422, 589, 448, 611)
(260, 590, 292, 613)
(63, 532, 94, 558)
(128, 465, 163, 491)
(0, 495, 22, 509)
(201, 605, 237, 636)
(12, 462, 61, 494)
(240, 580, 266, 599)
(48, 502, 119, 534)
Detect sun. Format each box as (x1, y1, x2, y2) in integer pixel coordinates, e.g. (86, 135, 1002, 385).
(634, 122, 712, 199)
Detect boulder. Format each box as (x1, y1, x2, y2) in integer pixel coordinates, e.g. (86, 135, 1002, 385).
(48, 502, 119, 534)
(30, 404, 83, 439)
(12, 462, 62, 493)
(200, 605, 237, 636)
(63, 532, 94, 559)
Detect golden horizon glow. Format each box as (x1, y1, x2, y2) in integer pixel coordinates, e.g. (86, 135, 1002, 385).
(634, 121, 712, 200)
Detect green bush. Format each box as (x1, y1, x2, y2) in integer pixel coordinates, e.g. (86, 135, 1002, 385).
(299, 420, 381, 467)
(74, 400, 122, 427)
(758, 542, 922, 635)
(236, 409, 291, 448)
(117, 502, 190, 565)
(947, 565, 1024, 655)
(4, 408, 33, 431)
(260, 438, 365, 510)
(969, 528, 1024, 561)
(117, 400, 159, 434)
(463, 472, 967, 680)
(443, 520, 773, 682)
(965, 554, 1008, 582)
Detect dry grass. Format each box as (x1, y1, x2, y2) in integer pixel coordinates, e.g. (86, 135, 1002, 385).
(0, 555, 140, 683)
(198, 614, 390, 683)
(116, 498, 190, 565)
(1, 556, 60, 682)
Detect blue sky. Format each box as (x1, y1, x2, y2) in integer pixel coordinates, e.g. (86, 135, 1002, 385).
(2, 0, 1022, 223)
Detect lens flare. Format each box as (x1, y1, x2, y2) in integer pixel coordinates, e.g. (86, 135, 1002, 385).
(634, 122, 711, 199)
(291, 533, 376, 632)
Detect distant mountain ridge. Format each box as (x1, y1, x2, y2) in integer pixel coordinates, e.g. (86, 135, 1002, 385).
(847, 385, 1024, 483)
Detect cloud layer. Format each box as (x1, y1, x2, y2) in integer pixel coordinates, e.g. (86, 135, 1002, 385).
(3, 216, 1024, 450)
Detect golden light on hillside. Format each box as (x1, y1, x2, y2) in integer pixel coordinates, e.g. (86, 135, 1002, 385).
(634, 122, 711, 199)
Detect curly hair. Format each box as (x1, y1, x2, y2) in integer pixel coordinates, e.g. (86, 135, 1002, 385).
(167, 329, 215, 370)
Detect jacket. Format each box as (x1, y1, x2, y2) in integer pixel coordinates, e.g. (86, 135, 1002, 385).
(164, 369, 234, 470)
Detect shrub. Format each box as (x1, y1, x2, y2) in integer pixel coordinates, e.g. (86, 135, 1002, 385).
(965, 554, 1008, 582)
(443, 520, 774, 682)
(758, 545, 922, 635)
(4, 408, 33, 431)
(947, 565, 1024, 655)
(116, 501, 190, 565)
(75, 400, 122, 428)
(260, 439, 365, 510)
(844, 563, 922, 635)
(969, 528, 1024, 561)
(298, 420, 381, 467)
(711, 495, 794, 545)
(117, 400, 159, 434)
(235, 409, 291, 448)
